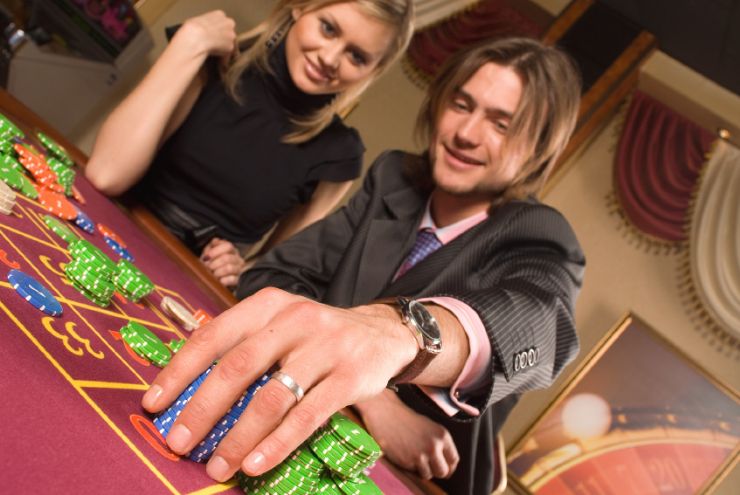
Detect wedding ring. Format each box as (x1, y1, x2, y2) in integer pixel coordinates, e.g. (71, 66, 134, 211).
(271, 370, 305, 402)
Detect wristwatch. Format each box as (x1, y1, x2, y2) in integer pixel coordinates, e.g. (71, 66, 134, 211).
(388, 297, 443, 388)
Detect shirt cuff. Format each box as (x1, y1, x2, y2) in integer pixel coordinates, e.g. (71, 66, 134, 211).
(418, 296, 492, 417)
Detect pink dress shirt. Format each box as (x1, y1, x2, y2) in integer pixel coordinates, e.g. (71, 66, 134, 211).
(394, 204, 492, 417)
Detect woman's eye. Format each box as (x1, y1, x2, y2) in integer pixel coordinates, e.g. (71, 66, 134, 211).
(452, 99, 469, 111)
(349, 50, 367, 66)
(494, 121, 509, 132)
(320, 19, 336, 36)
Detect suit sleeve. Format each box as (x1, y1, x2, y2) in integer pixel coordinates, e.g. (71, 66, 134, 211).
(235, 151, 389, 300)
(439, 207, 585, 418)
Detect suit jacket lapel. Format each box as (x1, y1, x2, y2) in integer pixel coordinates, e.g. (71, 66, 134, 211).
(352, 187, 424, 305)
(380, 219, 485, 297)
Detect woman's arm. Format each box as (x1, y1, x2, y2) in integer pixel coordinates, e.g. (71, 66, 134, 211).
(85, 10, 237, 196)
(201, 180, 354, 287)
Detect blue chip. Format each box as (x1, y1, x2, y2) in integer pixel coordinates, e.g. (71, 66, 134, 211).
(74, 208, 95, 233)
(155, 365, 271, 463)
(104, 236, 134, 261)
(8, 269, 63, 317)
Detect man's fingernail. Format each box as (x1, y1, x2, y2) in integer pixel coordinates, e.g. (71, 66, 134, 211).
(243, 452, 265, 474)
(206, 455, 230, 481)
(167, 424, 192, 453)
(142, 384, 162, 410)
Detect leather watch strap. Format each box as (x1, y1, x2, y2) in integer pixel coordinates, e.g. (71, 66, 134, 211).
(387, 350, 436, 387)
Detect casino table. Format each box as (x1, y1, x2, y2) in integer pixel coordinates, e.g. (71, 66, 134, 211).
(0, 89, 442, 495)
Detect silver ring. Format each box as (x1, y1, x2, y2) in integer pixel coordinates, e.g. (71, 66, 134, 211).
(271, 371, 305, 402)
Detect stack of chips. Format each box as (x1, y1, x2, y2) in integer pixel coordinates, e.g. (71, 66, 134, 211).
(0, 178, 16, 214)
(121, 321, 172, 367)
(14, 143, 64, 193)
(1, 154, 38, 199)
(45, 156, 76, 196)
(113, 260, 154, 302)
(239, 446, 325, 494)
(167, 338, 186, 354)
(43, 214, 78, 244)
(161, 296, 200, 331)
(36, 131, 75, 168)
(153, 365, 272, 462)
(64, 239, 117, 307)
(0, 113, 24, 141)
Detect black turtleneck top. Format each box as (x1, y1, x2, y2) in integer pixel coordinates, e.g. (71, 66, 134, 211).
(137, 41, 364, 249)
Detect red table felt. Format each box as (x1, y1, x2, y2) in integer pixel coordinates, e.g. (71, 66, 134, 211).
(0, 98, 421, 494)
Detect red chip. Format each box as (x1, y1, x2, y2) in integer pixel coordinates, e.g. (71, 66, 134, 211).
(36, 185, 77, 220)
(193, 309, 212, 325)
(72, 185, 86, 205)
(97, 223, 127, 248)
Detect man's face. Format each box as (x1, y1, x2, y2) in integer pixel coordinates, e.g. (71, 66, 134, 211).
(430, 62, 525, 198)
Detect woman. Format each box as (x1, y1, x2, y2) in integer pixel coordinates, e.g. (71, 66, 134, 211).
(85, 1, 414, 287)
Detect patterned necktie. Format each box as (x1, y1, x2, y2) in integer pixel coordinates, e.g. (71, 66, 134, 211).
(396, 229, 443, 278)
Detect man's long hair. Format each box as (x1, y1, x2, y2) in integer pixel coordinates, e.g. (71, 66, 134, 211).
(409, 37, 581, 205)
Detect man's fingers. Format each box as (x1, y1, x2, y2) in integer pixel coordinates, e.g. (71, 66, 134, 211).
(240, 379, 340, 477)
(442, 438, 460, 478)
(429, 449, 451, 479)
(142, 289, 290, 413)
(416, 454, 433, 480)
(205, 365, 324, 481)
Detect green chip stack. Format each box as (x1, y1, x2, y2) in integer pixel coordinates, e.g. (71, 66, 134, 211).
(238, 413, 384, 495)
(65, 239, 117, 307)
(36, 131, 74, 168)
(113, 259, 155, 302)
(120, 321, 172, 367)
(309, 414, 382, 479)
(43, 215, 78, 243)
(45, 156, 76, 196)
(0, 113, 24, 141)
(167, 338, 186, 354)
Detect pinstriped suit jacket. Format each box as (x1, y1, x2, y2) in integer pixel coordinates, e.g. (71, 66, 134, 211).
(236, 150, 585, 494)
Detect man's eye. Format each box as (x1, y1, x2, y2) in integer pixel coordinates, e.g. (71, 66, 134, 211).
(452, 99, 469, 111)
(494, 121, 509, 132)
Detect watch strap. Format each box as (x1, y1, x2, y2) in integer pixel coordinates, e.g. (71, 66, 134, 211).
(388, 350, 436, 387)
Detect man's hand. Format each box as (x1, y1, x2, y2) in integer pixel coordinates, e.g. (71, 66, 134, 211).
(141, 288, 417, 482)
(355, 390, 459, 480)
(200, 238, 246, 288)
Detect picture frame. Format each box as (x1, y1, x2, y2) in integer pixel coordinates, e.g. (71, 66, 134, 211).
(506, 313, 740, 494)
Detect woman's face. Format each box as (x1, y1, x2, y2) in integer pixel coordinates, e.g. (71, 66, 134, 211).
(285, 2, 396, 95)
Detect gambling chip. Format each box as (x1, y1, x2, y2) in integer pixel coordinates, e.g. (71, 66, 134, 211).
(0, 113, 24, 140)
(120, 321, 171, 367)
(309, 414, 382, 479)
(43, 215, 78, 244)
(7, 269, 63, 317)
(0, 179, 16, 215)
(167, 338, 186, 353)
(193, 309, 212, 326)
(113, 260, 154, 302)
(153, 365, 271, 462)
(161, 296, 199, 331)
(333, 472, 384, 495)
(104, 236, 134, 261)
(97, 223, 127, 248)
(74, 208, 95, 234)
(0, 160, 37, 199)
(37, 186, 77, 220)
(36, 131, 74, 167)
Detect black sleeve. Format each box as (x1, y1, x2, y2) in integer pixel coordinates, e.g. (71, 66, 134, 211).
(306, 125, 365, 183)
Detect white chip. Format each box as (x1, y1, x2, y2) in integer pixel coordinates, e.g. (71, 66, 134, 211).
(161, 296, 200, 331)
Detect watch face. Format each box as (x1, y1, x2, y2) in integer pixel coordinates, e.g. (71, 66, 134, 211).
(408, 300, 442, 342)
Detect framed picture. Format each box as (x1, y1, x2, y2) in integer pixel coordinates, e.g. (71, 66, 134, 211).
(507, 313, 740, 494)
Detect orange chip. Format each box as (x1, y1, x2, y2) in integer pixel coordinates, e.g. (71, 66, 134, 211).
(193, 309, 213, 325)
(72, 185, 86, 205)
(36, 185, 77, 220)
(97, 223, 127, 248)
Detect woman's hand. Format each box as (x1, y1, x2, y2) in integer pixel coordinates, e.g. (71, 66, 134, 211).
(177, 10, 237, 61)
(355, 390, 460, 480)
(200, 238, 246, 288)
(141, 289, 418, 482)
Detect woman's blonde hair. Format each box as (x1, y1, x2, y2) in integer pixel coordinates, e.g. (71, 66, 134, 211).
(414, 37, 581, 204)
(224, 0, 414, 144)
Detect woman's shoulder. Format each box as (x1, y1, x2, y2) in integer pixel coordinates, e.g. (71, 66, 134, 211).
(314, 116, 366, 158)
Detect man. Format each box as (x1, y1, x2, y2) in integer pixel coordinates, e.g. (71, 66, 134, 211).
(143, 37, 585, 494)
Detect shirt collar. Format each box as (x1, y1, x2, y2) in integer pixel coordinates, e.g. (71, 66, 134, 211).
(420, 199, 488, 245)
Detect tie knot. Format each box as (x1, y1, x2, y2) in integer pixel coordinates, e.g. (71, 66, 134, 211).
(397, 229, 442, 278)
